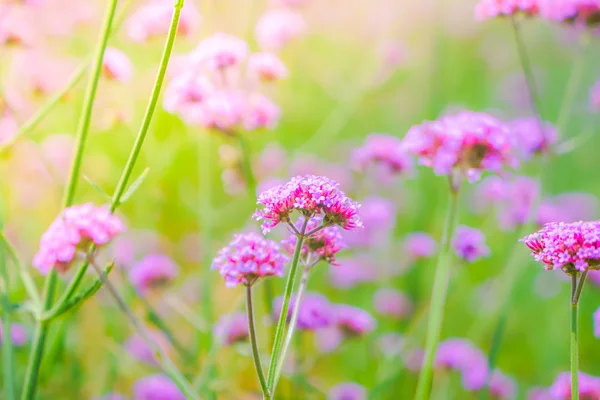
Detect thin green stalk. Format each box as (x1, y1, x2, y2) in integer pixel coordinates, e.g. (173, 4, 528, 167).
(46, 260, 90, 315)
(246, 284, 271, 399)
(414, 188, 460, 400)
(267, 218, 309, 390)
(1, 237, 15, 400)
(570, 273, 579, 400)
(0, 233, 40, 308)
(141, 296, 189, 360)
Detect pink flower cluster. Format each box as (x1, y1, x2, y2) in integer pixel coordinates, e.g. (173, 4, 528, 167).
(33, 203, 125, 274)
(548, 371, 600, 399)
(452, 226, 490, 262)
(475, 0, 540, 20)
(327, 382, 367, 400)
(522, 220, 600, 272)
(402, 111, 518, 182)
(282, 216, 346, 265)
(510, 117, 558, 159)
(403, 232, 438, 260)
(212, 232, 289, 287)
(435, 338, 489, 391)
(273, 292, 335, 330)
(213, 312, 249, 346)
(128, 254, 179, 296)
(536, 192, 598, 225)
(133, 374, 185, 400)
(538, 0, 600, 25)
(254, 175, 362, 234)
(351, 133, 414, 182)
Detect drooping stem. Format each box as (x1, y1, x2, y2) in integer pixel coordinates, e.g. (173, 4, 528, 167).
(414, 187, 460, 400)
(267, 218, 309, 390)
(246, 284, 270, 399)
(0, 236, 15, 400)
(570, 273, 579, 400)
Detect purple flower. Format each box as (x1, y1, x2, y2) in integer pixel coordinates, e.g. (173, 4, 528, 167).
(589, 270, 600, 287)
(128, 254, 179, 296)
(594, 307, 600, 338)
(435, 338, 489, 391)
(452, 226, 490, 262)
(212, 232, 289, 287)
(373, 288, 412, 320)
(351, 133, 413, 182)
(254, 175, 362, 234)
(213, 312, 248, 346)
(403, 232, 438, 260)
(133, 374, 185, 400)
(329, 259, 377, 289)
(510, 117, 558, 159)
(335, 304, 376, 336)
(273, 292, 334, 330)
(402, 110, 518, 182)
(124, 329, 171, 366)
(345, 196, 396, 247)
(0, 323, 27, 347)
(536, 192, 599, 225)
(489, 369, 517, 399)
(327, 382, 367, 400)
(548, 371, 600, 399)
(282, 216, 346, 265)
(522, 220, 600, 272)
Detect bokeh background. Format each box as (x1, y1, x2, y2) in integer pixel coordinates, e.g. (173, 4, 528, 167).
(1, 0, 600, 399)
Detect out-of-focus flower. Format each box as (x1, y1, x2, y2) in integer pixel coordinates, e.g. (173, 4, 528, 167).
(102, 48, 133, 83)
(403, 232, 438, 260)
(327, 382, 367, 400)
(273, 292, 335, 330)
(243, 93, 281, 131)
(126, 0, 200, 43)
(351, 134, 414, 182)
(255, 9, 306, 51)
(270, 0, 309, 7)
(536, 192, 599, 225)
(163, 73, 214, 123)
(254, 175, 362, 234)
(329, 259, 377, 289)
(452, 226, 490, 262)
(39, 134, 74, 181)
(489, 369, 517, 399)
(539, 0, 600, 26)
(594, 307, 600, 338)
(314, 326, 343, 353)
(522, 220, 600, 272)
(12, 50, 75, 96)
(124, 329, 171, 366)
(373, 288, 412, 320)
(591, 80, 600, 112)
(0, 323, 28, 346)
(474, 0, 540, 20)
(282, 216, 346, 265)
(133, 374, 185, 400)
(192, 33, 248, 70)
(376, 333, 405, 357)
(474, 176, 509, 213)
(91, 393, 126, 400)
(128, 254, 178, 295)
(527, 387, 552, 400)
(345, 196, 396, 247)
(0, 109, 18, 145)
(212, 232, 289, 287)
(194, 90, 245, 132)
(510, 117, 558, 159)
(548, 371, 600, 399)
(0, 6, 37, 46)
(247, 52, 288, 81)
(402, 111, 518, 183)
(32, 203, 125, 274)
(403, 347, 425, 372)
(588, 270, 600, 287)
(213, 312, 248, 346)
(435, 338, 489, 391)
(335, 304, 376, 336)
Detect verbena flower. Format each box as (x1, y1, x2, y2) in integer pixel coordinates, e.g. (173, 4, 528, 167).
(435, 338, 489, 391)
(126, 0, 200, 42)
(255, 9, 306, 51)
(489, 369, 517, 399)
(510, 117, 558, 159)
(335, 304, 376, 336)
(102, 47, 133, 83)
(247, 52, 288, 81)
(351, 133, 414, 181)
(33, 203, 125, 274)
(282, 216, 346, 265)
(242, 93, 281, 130)
(128, 254, 179, 296)
(539, 0, 600, 26)
(0, 323, 27, 346)
(475, 0, 540, 20)
(536, 192, 598, 225)
(133, 374, 185, 400)
(192, 32, 249, 70)
(591, 80, 600, 112)
(452, 226, 490, 262)
(213, 312, 249, 345)
(212, 232, 289, 287)
(548, 371, 600, 399)
(403, 232, 438, 260)
(329, 259, 377, 289)
(254, 175, 362, 234)
(345, 196, 396, 247)
(124, 329, 171, 366)
(273, 292, 335, 330)
(402, 110, 518, 183)
(373, 288, 412, 320)
(594, 307, 600, 338)
(327, 382, 367, 400)
(522, 220, 600, 272)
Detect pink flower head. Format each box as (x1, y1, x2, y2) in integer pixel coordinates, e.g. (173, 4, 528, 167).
(254, 175, 362, 234)
(243, 93, 281, 131)
(487, 176, 540, 232)
(435, 338, 489, 391)
(549, 371, 600, 399)
(402, 111, 518, 183)
(0, 323, 28, 347)
(475, 0, 540, 20)
(594, 306, 600, 338)
(273, 292, 335, 330)
(213, 312, 249, 345)
(452, 226, 490, 262)
(255, 9, 306, 51)
(32, 203, 125, 274)
(247, 52, 288, 81)
(474, 176, 509, 213)
(335, 304, 376, 336)
(163, 73, 214, 121)
(373, 288, 412, 319)
(510, 117, 558, 159)
(128, 254, 179, 295)
(196, 90, 245, 131)
(403, 232, 438, 259)
(314, 326, 343, 353)
(522, 220, 600, 272)
(329, 259, 377, 289)
(212, 232, 289, 287)
(133, 374, 185, 400)
(536, 192, 599, 225)
(327, 382, 367, 400)
(591, 80, 600, 112)
(192, 33, 249, 70)
(124, 329, 171, 366)
(352, 133, 414, 181)
(102, 47, 133, 83)
(345, 196, 396, 247)
(489, 370, 517, 399)
(539, 0, 600, 25)
(126, 0, 200, 43)
(282, 216, 346, 265)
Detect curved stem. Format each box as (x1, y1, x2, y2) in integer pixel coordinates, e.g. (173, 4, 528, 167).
(246, 284, 270, 399)
(571, 274, 579, 400)
(414, 188, 460, 400)
(267, 218, 309, 391)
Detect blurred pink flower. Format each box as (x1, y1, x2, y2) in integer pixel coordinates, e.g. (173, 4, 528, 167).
(0, 323, 28, 346)
(163, 73, 214, 122)
(0, 109, 18, 145)
(452, 226, 490, 262)
(133, 374, 185, 400)
(539, 0, 600, 25)
(0, 6, 38, 46)
(435, 338, 489, 391)
(536, 192, 599, 225)
(345, 196, 396, 247)
(270, 0, 309, 7)
(403, 347, 425, 372)
(195, 90, 245, 132)
(373, 288, 412, 320)
(273, 292, 335, 330)
(527, 387, 552, 400)
(549, 371, 600, 399)
(213, 312, 249, 346)
(247, 52, 288, 81)
(329, 259, 377, 289)
(192, 33, 248, 71)
(124, 329, 171, 366)
(475, 0, 540, 20)
(243, 93, 281, 130)
(126, 0, 200, 43)
(33, 203, 125, 274)
(314, 326, 343, 353)
(102, 48, 133, 83)
(91, 393, 126, 400)
(594, 307, 600, 338)
(510, 117, 558, 159)
(128, 254, 179, 295)
(403, 232, 438, 260)
(255, 9, 306, 51)
(282, 216, 346, 265)
(39, 133, 74, 181)
(335, 304, 376, 336)
(11, 50, 75, 96)
(352, 134, 414, 182)
(489, 369, 517, 399)
(327, 382, 367, 400)
(591, 80, 600, 112)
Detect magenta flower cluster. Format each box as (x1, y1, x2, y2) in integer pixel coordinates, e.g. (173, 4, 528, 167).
(281, 216, 346, 265)
(351, 133, 413, 180)
(548, 371, 600, 399)
(33, 203, 125, 274)
(335, 304, 377, 336)
(434, 338, 489, 391)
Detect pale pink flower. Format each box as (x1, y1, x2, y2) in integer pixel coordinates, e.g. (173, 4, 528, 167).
(475, 0, 540, 20)
(0, 109, 18, 145)
(489, 369, 517, 399)
(255, 9, 306, 51)
(344, 196, 396, 247)
(352, 133, 414, 182)
(329, 259, 377, 289)
(590, 80, 600, 112)
(373, 288, 412, 319)
(247, 52, 288, 81)
(213, 312, 249, 345)
(452, 226, 490, 262)
(192, 33, 248, 70)
(0, 6, 37, 46)
(435, 338, 489, 391)
(39, 133, 74, 181)
(133, 374, 185, 400)
(243, 93, 281, 131)
(510, 117, 558, 159)
(102, 47, 133, 83)
(162, 73, 214, 124)
(124, 329, 171, 366)
(195, 90, 245, 132)
(0, 323, 28, 346)
(589, 270, 600, 287)
(273, 292, 335, 330)
(536, 192, 599, 225)
(403, 232, 438, 260)
(548, 371, 600, 399)
(335, 304, 376, 336)
(128, 254, 179, 295)
(12, 50, 75, 96)
(314, 326, 343, 353)
(327, 382, 367, 400)
(126, 0, 200, 43)
(527, 387, 552, 400)
(33, 203, 125, 274)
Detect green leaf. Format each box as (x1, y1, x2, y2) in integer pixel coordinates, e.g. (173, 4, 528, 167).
(83, 176, 112, 202)
(119, 167, 150, 204)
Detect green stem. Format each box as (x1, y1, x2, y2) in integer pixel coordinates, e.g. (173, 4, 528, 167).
(1, 237, 15, 400)
(246, 284, 271, 399)
(267, 218, 309, 391)
(141, 296, 189, 360)
(0, 233, 40, 308)
(47, 260, 90, 314)
(414, 188, 460, 400)
(570, 274, 579, 400)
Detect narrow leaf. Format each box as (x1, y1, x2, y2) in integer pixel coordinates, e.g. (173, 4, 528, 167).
(119, 167, 150, 204)
(83, 176, 112, 202)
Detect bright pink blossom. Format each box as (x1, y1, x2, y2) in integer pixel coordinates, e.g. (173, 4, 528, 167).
(475, 0, 540, 20)
(213, 312, 248, 345)
(133, 374, 185, 400)
(247, 52, 288, 81)
(373, 288, 412, 319)
(282, 216, 346, 265)
(128, 254, 179, 295)
(435, 338, 489, 391)
(126, 0, 200, 43)
(327, 382, 367, 400)
(243, 93, 281, 130)
(548, 371, 600, 399)
(255, 9, 306, 51)
(335, 304, 376, 336)
(352, 134, 414, 181)
(539, 0, 600, 25)
(452, 226, 490, 262)
(192, 33, 248, 70)
(102, 47, 133, 83)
